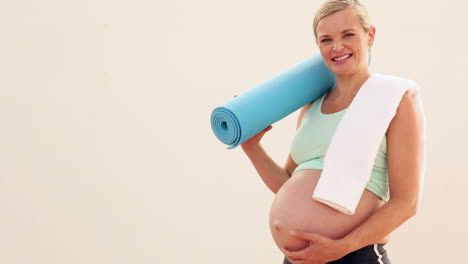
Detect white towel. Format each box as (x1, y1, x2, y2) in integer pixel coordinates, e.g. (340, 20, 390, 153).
(312, 73, 423, 215)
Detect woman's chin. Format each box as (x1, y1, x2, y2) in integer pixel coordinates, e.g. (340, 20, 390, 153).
(330, 66, 356, 77)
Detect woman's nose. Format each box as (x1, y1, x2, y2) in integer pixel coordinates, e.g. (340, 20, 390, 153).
(332, 41, 344, 52)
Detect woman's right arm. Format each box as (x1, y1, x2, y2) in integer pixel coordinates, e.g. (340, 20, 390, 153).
(240, 103, 312, 194)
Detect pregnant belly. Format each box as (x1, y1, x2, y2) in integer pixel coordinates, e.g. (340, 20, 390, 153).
(269, 169, 388, 251)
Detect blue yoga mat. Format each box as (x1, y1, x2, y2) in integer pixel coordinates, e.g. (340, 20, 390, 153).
(210, 54, 336, 149)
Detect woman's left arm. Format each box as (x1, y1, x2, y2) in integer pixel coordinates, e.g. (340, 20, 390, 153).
(339, 90, 426, 253)
(283, 91, 426, 263)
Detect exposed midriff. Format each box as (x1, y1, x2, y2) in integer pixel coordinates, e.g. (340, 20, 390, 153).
(269, 169, 390, 251)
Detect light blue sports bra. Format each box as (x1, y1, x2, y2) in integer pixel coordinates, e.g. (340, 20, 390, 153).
(290, 90, 390, 202)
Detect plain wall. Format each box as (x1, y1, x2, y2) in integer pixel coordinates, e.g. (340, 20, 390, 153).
(1, 0, 467, 263)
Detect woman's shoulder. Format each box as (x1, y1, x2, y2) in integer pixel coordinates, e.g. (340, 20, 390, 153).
(386, 86, 426, 140)
(372, 73, 421, 95)
(295, 97, 322, 130)
(300, 96, 323, 115)
(372, 73, 416, 82)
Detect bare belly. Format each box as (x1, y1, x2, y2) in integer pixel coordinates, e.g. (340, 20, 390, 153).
(269, 169, 390, 251)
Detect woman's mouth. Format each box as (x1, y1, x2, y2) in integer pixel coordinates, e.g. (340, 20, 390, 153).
(332, 54, 352, 63)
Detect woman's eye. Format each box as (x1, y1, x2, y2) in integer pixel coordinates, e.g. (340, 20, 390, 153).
(344, 33, 354, 37)
(321, 38, 332, 43)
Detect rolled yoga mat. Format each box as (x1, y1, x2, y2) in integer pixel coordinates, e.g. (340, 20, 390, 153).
(210, 53, 336, 149)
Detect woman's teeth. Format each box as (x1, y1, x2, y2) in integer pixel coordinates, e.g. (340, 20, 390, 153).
(333, 54, 351, 62)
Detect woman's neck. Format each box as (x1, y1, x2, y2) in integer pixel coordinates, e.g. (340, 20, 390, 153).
(331, 70, 371, 101)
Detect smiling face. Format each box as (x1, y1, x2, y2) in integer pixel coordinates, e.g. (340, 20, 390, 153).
(315, 7, 375, 78)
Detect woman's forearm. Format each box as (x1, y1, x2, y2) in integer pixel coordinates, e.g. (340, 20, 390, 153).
(339, 198, 417, 254)
(241, 143, 291, 194)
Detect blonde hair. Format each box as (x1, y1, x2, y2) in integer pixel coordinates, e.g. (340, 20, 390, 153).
(313, 0, 372, 39)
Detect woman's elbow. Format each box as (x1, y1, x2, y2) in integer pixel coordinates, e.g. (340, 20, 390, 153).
(404, 198, 419, 219)
(408, 202, 418, 218)
(409, 201, 419, 217)
(391, 197, 419, 219)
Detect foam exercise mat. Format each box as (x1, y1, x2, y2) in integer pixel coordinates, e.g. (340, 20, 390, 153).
(210, 54, 336, 149)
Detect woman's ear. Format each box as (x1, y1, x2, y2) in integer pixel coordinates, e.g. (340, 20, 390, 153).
(368, 26, 376, 47)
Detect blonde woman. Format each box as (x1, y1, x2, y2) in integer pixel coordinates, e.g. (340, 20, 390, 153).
(241, 1, 425, 263)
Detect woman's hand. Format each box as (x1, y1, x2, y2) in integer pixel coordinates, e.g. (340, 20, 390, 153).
(281, 230, 350, 264)
(240, 125, 273, 151)
(232, 94, 273, 152)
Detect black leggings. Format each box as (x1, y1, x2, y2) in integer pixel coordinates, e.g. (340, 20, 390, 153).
(283, 244, 391, 264)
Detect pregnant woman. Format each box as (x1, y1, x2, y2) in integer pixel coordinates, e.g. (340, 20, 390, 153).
(240, 1, 425, 263)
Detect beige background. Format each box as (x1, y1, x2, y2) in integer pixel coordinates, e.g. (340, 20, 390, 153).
(1, 0, 466, 263)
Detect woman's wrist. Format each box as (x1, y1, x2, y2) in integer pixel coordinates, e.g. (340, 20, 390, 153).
(336, 236, 358, 256)
(241, 142, 262, 154)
